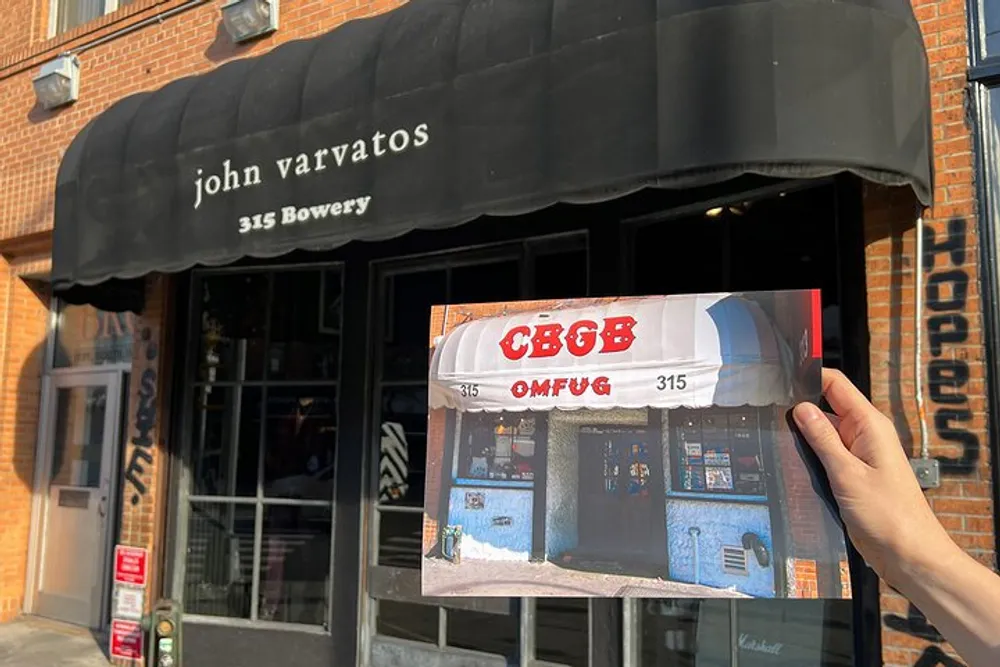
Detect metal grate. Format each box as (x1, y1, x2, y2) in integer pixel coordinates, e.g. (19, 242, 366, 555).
(722, 545, 749, 575)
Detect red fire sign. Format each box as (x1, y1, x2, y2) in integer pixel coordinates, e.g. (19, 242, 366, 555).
(113, 545, 148, 587)
(109, 619, 144, 661)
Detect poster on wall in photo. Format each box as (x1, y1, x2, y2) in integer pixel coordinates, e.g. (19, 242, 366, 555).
(421, 290, 850, 599)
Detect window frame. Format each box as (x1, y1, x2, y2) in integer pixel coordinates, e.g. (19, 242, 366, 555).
(169, 262, 345, 633)
(363, 235, 596, 667)
(48, 0, 124, 37)
(968, 77, 1000, 563)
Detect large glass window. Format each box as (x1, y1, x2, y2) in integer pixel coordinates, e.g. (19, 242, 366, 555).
(179, 267, 342, 629)
(369, 235, 591, 662)
(638, 599, 854, 666)
(670, 409, 767, 497)
(629, 184, 856, 666)
(53, 301, 134, 368)
(456, 412, 539, 482)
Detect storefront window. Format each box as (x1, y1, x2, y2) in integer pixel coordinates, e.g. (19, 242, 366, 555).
(630, 185, 856, 665)
(639, 599, 854, 666)
(53, 301, 135, 368)
(670, 409, 766, 497)
(457, 412, 538, 482)
(369, 235, 591, 662)
(180, 267, 342, 628)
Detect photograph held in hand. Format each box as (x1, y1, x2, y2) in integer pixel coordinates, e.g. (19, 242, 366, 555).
(421, 289, 849, 599)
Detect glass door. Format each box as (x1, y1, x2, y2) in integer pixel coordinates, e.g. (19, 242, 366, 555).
(32, 370, 123, 629)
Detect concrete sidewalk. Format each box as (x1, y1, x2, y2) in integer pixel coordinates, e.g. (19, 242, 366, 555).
(0, 617, 108, 666)
(422, 558, 751, 597)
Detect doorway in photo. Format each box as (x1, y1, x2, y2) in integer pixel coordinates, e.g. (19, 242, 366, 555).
(577, 426, 664, 562)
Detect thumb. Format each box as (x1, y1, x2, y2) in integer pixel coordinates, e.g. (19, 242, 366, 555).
(792, 402, 859, 477)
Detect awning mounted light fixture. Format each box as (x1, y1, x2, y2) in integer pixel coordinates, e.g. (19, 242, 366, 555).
(32, 54, 80, 110)
(221, 0, 279, 43)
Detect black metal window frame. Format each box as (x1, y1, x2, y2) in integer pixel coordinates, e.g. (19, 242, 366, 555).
(167, 262, 345, 633)
(162, 174, 880, 667)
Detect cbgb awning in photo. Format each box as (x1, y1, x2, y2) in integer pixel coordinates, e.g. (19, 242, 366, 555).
(428, 294, 796, 413)
(52, 0, 933, 306)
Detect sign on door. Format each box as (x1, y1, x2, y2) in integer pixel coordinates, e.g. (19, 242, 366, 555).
(113, 545, 148, 587)
(109, 619, 144, 661)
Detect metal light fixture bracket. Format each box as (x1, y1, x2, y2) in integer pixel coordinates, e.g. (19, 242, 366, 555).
(32, 53, 81, 110)
(221, 0, 279, 44)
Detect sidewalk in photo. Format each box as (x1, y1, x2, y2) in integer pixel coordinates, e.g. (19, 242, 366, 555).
(0, 617, 108, 667)
(422, 558, 752, 598)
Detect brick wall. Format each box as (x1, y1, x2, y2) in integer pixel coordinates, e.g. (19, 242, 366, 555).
(0, 1, 993, 666)
(864, 180, 991, 665)
(0, 263, 49, 623)
(118, 276, 170, 605)
(0, 0, 405, 243)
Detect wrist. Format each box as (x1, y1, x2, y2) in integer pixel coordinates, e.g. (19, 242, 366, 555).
(885, 527, 966, 596)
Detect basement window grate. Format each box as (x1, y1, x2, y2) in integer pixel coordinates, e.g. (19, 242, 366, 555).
(722, 545, 749, 575)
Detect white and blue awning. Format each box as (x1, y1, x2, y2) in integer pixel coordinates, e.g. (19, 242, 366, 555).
(429, 293, 796, 413)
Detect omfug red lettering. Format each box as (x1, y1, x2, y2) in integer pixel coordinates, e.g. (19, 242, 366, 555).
(509, 376, 612, 398)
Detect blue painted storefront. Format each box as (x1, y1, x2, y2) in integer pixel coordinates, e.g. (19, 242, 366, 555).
(447, 486, 534, 560)
(665, 498, 775, 597)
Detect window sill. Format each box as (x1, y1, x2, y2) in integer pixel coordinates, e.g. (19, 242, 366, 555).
(666, 491, 768, 503)
(452, 478, 534, 489)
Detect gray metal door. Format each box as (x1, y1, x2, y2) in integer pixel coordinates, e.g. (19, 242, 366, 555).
(33, 371, 123, 628)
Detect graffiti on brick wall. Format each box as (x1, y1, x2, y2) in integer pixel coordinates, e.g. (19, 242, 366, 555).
(884, 603, 964, 666)
(123, 327, 159, 505)
(923, 218, 979, 474)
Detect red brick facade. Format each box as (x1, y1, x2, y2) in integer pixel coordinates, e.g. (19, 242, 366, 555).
(0, 2, 992, 667)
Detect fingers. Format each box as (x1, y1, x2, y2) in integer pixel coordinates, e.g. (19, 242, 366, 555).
(792, 402, 862, 478)
(821, 368, 880, 423)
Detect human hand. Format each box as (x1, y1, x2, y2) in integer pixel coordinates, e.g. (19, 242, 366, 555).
(791, 368, 958, 587)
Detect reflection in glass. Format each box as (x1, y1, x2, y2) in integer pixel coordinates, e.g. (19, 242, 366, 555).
(53, 303, 135, 368)
(197, 273, 269, 382)
(190, 387, 260, 497)
(535, 598, 589, 667)
(532, 247, 587, 299)
(183, 502, 256, 619)
(267, 270, 342, 381)
(377, 423, 425, 507)
(51, 386, 107, 488)
(380, 387, 429, 434)
(450, 260, 520, 304)
(382, 270, 446, 381)
(639, 599, 854, 666)
(378, 510, 422, 569)
(447, 607, 519, 656)
(376, 600, 438, 644)
(258, 505, 332, 626)
(263, 387, 337, 500)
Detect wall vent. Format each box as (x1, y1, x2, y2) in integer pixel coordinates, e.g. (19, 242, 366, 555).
(722, 545, 749, 575)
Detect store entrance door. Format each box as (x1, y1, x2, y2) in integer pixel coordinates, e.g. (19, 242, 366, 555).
(578, 427, 661, 561)
(32, 371, 124, 629)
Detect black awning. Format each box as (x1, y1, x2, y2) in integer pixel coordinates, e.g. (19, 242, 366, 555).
(53, 0, 932, 295)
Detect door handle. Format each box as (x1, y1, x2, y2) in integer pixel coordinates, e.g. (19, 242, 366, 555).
(98, 496, 108, 518)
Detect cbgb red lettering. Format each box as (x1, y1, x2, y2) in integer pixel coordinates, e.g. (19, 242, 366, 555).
(600, 316, 637, 353)
(499, 325, 532, 361)
(499, 316, 637, 361)
(566, 320, 598, 357)
(530, 323, 564, 358)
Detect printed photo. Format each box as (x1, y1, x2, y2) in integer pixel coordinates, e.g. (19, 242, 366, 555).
(421, 290, 850, 599)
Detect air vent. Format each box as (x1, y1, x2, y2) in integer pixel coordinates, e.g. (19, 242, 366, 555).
(722, 545, 749, 575)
